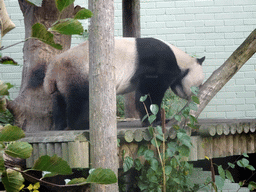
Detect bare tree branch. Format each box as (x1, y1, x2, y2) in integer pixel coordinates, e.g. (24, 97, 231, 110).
(193, 28, 256, 118)
(167, 29, 256, 129)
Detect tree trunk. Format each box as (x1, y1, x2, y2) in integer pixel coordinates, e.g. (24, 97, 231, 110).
(7, 0, 73, 132)
(88, 0, 118, 191)
(122, 0, 140, 119)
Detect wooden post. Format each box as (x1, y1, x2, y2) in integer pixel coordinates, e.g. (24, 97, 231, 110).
(89, 0, 118, 191)
(122, 0, 141, 119)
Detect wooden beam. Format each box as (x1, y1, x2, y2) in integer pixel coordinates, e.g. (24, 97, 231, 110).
(122, 0, 141, 119)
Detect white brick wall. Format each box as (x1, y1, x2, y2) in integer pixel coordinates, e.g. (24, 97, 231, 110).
(1, 0, 256, 119)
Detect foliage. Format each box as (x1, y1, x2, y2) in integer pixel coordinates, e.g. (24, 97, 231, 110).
(204, 153, 256, 192)
(0, 82, 116, 192)
(121, 88, 201, 191)
(29, 0, 92, 50)
(0, 1, 118, 191)
(0, 80, 14, 125)
(116, 95, 125, 118)
(161, 88, 186, 119)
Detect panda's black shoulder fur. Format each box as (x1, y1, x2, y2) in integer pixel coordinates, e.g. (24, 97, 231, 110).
(133, 38, 182, 83)
(27, 63, 46, 89)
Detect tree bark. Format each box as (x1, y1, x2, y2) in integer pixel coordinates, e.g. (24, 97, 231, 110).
(7, 0, 73, 132)
(122, 0, 140, 119)
(89, 0, 118, 191)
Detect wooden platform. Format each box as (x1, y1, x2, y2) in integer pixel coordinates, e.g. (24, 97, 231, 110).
(21, 119, 256, 168)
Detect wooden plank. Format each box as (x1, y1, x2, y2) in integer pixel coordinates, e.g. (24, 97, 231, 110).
(240, 134, 247, 155)
(223, 124, 230, 135)
(134, 129, 143, 142)
(61, 142, 69, 162)
(22, 131, 89, 143)
(218, 136, 227, 158)
(26, 154, 33, 168)
(204, 137, 213, 159)
(189, 136, 197, 161)
(250, 122, 256, 133)
(38, 143, 47, 157)
(233, 135, 240, 156)
(197, 136, 205, 160)
(226, 135, 234, 156)
(237, 123, 243, 134)
(247, 133, 255, 154)
(230, 124, 237, 135)
(243, 123, 250, 134)
(216, 124, 223, 136)
(213, 137, 220, 158)
(46, 143, 55, 157)
(54, 143, 62, 157)
(68, 141, 81, 168)
(80, 141, 89, 168)
(33, 144, 39, 162)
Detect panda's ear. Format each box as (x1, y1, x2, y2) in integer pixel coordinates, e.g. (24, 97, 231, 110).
(197, 56, 205, 65)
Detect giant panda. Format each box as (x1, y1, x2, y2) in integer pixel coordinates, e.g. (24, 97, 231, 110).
(43, 37, 205, 130)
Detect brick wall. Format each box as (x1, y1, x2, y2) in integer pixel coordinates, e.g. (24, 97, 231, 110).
(1, 0, 256, 119)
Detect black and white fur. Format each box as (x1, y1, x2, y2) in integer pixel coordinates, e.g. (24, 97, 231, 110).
(43, 38, 205, 130)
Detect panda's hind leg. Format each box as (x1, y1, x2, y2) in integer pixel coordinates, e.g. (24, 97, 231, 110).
(52, 91, 67, 130)
(66, 81, 90, 130)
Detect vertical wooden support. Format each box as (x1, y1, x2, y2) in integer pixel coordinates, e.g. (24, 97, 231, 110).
(68, 141, 81, 168)
(61, 143, 69, 162)
(38, 143, 47, 157)
(46, 143, 55, 157)
(122, 0, 140, 38)
(123, 0, 141, 119)
(54, 143, 62, 157)
(33, 144, 39, 162)
(89, 0, 117, 189)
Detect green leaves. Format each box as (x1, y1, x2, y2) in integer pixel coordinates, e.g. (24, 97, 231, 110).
(237, 158, 255, 171)
(86, 168, 117, 184)
(2, 168, 25, 192)
(0, 81, 10, 96)
(55, 0, 75, 12)
(32, 154, 73, 177)
(0, 56, 18, 66)
(6, 142, 32, 159)
(49, 19, 83, 35)
(74, 8, 93, 20)
(123, 156, 133, 172)
(31, 23, 62, 50)
(30, 0, 93, 50)
(0, 124, 25, 142)
(66, 168, 118, 185)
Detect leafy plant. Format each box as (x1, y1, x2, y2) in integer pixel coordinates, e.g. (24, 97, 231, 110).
(204, 153, 256, 191)
(116, 95, 125, 118)
(122, 88, 201, 191)
(30, 0, 92, 50)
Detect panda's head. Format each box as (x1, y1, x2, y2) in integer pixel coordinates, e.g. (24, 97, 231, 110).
(171, 56, 205, 100)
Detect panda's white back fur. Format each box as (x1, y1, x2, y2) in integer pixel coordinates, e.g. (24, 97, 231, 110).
(114, 38, 137, 94)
